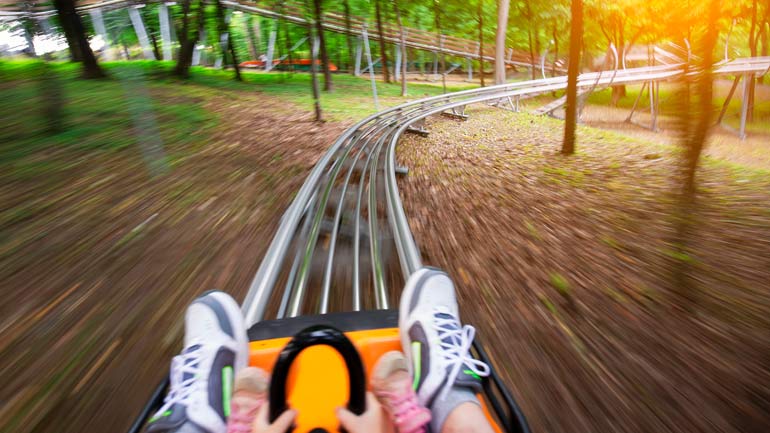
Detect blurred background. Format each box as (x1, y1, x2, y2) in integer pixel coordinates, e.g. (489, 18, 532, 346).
(1, 0, 769, 432)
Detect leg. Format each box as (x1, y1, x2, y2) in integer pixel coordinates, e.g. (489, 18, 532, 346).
(441, 402, 495, 433)
(400, 268, 494, 433)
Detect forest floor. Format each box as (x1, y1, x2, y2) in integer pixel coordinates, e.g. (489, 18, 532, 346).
(397, 107, 770, 433)
(2, 61, 769, 433)
(1, 60, 454, 433)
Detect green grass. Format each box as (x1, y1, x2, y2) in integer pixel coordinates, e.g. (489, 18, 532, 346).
(0, 59, 474, 178)
(177, 63, 474, 120)
(0, 60, 215, 174)
(586, 82, 770, 134)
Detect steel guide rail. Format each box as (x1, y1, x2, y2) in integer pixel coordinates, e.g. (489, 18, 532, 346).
(238, 56, 770, 327)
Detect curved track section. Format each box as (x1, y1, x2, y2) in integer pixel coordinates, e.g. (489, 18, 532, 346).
(241, 57, 770, 326)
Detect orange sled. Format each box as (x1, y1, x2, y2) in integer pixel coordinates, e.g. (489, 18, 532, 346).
(129, 310, 531, 433)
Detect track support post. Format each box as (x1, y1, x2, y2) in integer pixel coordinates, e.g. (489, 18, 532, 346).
(467, 58, 473, 81)
(362, 24, 380, 111)
(159, 3, 173, 61)
(354, 37, 362, 76)
(395, 45, 401, 81)
(406, 117, 429, 136)
(192, 29, 205, 65)
(739, 72, 750, 140)
(89, 8, 112, 60)
(128, 5, 155, 60)
(265, 22, 276, 72)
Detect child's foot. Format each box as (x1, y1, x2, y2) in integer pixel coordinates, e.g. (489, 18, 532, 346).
(226, 367, 269, 433)
(148, 291, 249, 433)
(371, 351, 431, 433)
(399, 268, 490, 406)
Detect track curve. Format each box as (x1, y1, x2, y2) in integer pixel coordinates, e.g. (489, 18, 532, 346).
(241, 57, 770, 326)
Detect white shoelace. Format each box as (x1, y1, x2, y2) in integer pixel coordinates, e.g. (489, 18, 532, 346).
(156, 346, 203, 416)
(433, 306, 491, 401)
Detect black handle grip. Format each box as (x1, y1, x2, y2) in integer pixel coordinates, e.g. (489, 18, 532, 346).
(268, 325, 367, 429)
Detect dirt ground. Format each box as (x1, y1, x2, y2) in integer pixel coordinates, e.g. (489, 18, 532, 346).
(3, 73, 770, 433)
(397, 107, 770, 433)
(0, 91, 346, 433)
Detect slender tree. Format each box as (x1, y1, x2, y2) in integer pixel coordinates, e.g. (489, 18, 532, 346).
(277, 2, 294, 74)
(343, 0, 354, 74)
(19, 3, 38, 58)
(375, 0, 390, 83)
(245, 15, 259, 59)
(681, 0, 719, 196)
(478, 0, 486, 86)
(669, 0, 721, 308)
(562, 0, 583, 154)
(495, 0, 510, 84)
(394, 0, 407, 96)
(308, 25, 323, 121)
(175, 0, 206, 78)
(524, 0, 539, 80)
(434, 0, 446, 93)
(312, 0, 333, 91)
(746, 0, 770, 119)
(143, 8, 162, 61)
(551, 20, 559, 78)
(53, 0, 104, 78)
(215, 0, 241, 81)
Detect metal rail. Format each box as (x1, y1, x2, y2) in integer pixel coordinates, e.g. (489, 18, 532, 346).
(241, 56, 770, 326)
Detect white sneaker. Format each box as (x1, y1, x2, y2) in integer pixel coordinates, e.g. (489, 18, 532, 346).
(147, 291, 249, 433)
(399, 268, 490, 407)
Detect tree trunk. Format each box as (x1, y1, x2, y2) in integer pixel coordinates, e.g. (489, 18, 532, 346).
(525, 0, 537, 80)
(277, 2, 292, 74)
(53, 0, 104, 78)
(144, 8, 162, 61)
(682, 1, 718, 197)
(229, 37, 242, 80)
(762, 22, 768, 84)
(343, 0, 354, 74)
(551, 20, 558, 77)
(313, 0, 333, 91)
(527, 27, 535, 80)
(747, 0, 758, 122)
(175, 0, 205, 78)
(215, 0, 241, 81)
(611, 32, 626, 105)
(434, 0, 446, 93)
(562, 0, 583, 155)
(23, 19, 36, 57)
(393, 0, 407, 96)
(478, 0, 485, 86)
(494, 0, 510, 85)
(375, 0, 390, 83)
(246, 15, 258, 59)
(669, 0, 720, 309)
(150, 33, 162, 61)
(308, 26, 323, 121)
(58, 12, 83, 62)
(254, 18, 262, 57)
